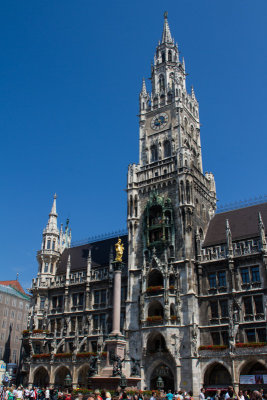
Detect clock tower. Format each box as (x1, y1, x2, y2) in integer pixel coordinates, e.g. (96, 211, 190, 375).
(125, 13, 217, 392)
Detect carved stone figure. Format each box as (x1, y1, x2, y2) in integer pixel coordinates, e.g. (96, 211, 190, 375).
(130, 357, 140, 376)
(111, 353, 124, 377)
(88, 354, 98, 376)
(191, 324, 198, 357)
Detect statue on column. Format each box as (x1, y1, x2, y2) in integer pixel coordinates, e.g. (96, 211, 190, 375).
(115, 238, 124, 262)
(111, 353, 124, 377)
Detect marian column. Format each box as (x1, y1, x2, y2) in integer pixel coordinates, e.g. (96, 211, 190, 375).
(111, 238, 124, 335)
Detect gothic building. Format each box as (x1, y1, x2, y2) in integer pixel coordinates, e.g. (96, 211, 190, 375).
(23, 13, 267, 393)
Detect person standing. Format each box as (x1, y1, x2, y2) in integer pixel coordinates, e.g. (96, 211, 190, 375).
(45, 388, 50, 400)
(166, 391, 174, 400)
(200, 389, 205, 400)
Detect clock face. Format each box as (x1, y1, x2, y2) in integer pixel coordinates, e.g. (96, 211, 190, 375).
(151, 113, 169, 130)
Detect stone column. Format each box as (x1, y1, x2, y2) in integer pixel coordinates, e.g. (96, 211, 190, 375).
(111, 262, 123, 335)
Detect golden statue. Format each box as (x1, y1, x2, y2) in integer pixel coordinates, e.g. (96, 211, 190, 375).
(115, 238, 124, 262)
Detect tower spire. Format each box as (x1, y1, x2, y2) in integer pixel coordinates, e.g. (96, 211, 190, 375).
(46, 193, 58, 233)
(161, 11, 173, 44)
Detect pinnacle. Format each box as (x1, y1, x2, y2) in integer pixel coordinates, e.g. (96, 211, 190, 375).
(161, 11, 173, 44)
(141, 77, 147, 95)
(50, 193, 57, 216)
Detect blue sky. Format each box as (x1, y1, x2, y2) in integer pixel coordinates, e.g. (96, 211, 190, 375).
(1, 0, 267, 290)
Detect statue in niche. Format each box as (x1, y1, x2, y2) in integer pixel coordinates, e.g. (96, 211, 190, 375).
(191, 324, 198, 357)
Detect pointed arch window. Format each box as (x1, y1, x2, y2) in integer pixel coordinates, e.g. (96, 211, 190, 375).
(159, 75, 165, 91)
(164, 141, 171, 158)
(161, 52, 165, 62)
(168, 50, 172, 62)
(47, 239, 51, 250)
(151, 145, 158, 162)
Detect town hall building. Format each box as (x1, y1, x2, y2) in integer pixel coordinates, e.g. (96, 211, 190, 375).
(23, 13, 267, 394)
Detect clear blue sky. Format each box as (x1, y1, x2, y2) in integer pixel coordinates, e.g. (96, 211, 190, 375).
(1, 0, 267, 290)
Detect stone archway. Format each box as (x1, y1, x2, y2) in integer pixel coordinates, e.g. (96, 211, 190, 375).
(204, 362, 232, 387)
(54, 366, 71, 388)
(239, 361, 267, 387)
(147, 332, 167, 354)
(77, 364, 90, 388)
(240, 361, 267, 375)
(150, 363, 174, 392)
(33, 367, 49, 387)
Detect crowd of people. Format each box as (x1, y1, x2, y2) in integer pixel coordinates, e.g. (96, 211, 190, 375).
(199, 387, 266, 400)
(0, 387, 265, 400)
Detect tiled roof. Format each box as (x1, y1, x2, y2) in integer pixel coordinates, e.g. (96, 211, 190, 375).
(0, 284, 30, 301)
(57, 235, 128, 274)
(0, 280, 26, 295)
(203, 202, 267, 247)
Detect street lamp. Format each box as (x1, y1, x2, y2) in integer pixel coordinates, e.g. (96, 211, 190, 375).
(64, 373, 72, 388)
(119, 374, 128, 390)
(156, 376, 164, 390)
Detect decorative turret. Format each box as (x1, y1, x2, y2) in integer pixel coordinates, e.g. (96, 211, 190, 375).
(139, 78, 150, 114)
(42, 194, 59, 251)
(37, 194, 61, 280)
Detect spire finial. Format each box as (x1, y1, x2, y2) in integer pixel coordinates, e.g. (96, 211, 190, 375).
(50, 193, 57, 217)
(16, 273, 19, 281)
(161, 11, 173, 44)
(140, 77, 148, 95)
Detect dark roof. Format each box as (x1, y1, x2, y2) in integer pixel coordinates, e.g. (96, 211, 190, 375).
(0, 280, 26, 295)
(203, 203, 267, 247)
(57, 235, 128, 274)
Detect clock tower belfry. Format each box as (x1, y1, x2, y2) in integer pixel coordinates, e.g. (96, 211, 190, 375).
(125, 13, 217, 392)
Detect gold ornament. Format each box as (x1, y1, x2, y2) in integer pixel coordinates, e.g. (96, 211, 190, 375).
(115, 238, 124, 262)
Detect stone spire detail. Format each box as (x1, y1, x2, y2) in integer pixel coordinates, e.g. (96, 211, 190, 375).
(258, 212, 267, 251)
(140, 77, 148, 95)
(45, 193, 59, 234)
(226, 219, 233, 257)
(161, 11, 173, 44)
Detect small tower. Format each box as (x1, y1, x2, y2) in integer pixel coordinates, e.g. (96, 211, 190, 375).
(37, 194, 61, 278)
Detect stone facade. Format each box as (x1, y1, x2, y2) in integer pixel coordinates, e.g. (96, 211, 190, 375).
(0, 281, 30, 371)
(23, 13, 267, 394)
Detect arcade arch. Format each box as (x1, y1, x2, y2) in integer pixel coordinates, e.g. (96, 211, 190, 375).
(33, 366, 49, 387)
(54, 366, 72, 387)
(204, 362, 232, 386)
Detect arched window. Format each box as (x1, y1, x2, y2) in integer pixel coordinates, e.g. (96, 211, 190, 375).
(148, 269, 164, 287)
(159, 75, 165, 91)
(168, 50, 172, 61)
(180, 181, 184, 203)
(134, 195, 138, 217)
(148, 300, 164, 317)
(151, 145, 158, 162)
(186, 180, 191, 203)
(161, 52, 165, 62)
(160, 94, 165, 105)
(129, 195, 133, 216)
(164, 141, 171, 158)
